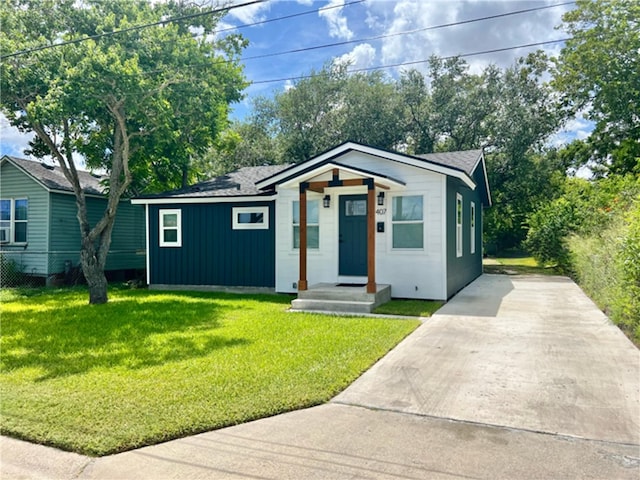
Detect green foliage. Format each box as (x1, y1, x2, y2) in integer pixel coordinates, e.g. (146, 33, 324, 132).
(527, 174, 640, 342)
(1, 288, 419, 455)
(553, 0, 640, 175)
(568, 201, 640, 342)
(0, 0, 248, 193)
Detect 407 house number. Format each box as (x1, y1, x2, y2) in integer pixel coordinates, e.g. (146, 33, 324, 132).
(375, 208, 387, 215)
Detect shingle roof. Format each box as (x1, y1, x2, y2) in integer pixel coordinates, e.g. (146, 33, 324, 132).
(3, 155, 106, 195)
(139, 164, 292, 199)
(414, 150, 483, 176)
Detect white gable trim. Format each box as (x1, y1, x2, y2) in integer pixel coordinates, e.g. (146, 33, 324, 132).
(277, 162, 406, 189)
(131, 195, 276, 205)
(256, 142, 476, 190)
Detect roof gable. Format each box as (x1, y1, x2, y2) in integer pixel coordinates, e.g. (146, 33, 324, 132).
(256, 142, 482, 191)
(1, 155, 106, 196)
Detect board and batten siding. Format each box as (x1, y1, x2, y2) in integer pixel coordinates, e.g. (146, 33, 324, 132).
(149, 202, 276, 287)
(0, 160, 50, 275)
(49, 193, 145, 273)
(275, 150, 448, 300)
(445, 176, 483, 298)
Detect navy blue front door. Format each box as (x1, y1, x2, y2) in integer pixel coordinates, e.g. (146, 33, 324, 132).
(339, 194, 368, 276)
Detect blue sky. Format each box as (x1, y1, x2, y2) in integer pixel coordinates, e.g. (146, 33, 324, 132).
(0, 0, 592, 159)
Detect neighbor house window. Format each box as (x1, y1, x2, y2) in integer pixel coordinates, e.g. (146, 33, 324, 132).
(293, 200, 319, 249)
(470, 202, 476, 254)
(456, 194, 463, 257)
(232, 206, 269, 230)
(0, 198, 28, 244)
(392, 195, 423, 249)
(159, 209, 181, 247)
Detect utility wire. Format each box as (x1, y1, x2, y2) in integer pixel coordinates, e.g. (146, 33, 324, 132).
(0, 0, 366, 60)
(214, 0, 366, 35)
(241, 1, 575, 63)
(251, 38, 570, 85)
(1, 0, 268, 60)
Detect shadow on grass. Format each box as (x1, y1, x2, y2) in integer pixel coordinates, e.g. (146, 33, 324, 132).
(1, 289, 258, 381)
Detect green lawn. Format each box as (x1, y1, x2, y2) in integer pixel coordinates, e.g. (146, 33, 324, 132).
(373, 299, 443, 317)
(483, 255, 561, 275)
(0, 287, 419, 456)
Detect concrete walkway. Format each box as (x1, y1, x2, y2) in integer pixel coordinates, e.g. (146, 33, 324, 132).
(2, 274, 639, 479)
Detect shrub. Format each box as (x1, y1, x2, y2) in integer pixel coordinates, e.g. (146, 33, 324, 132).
(524, 197, 576, 272)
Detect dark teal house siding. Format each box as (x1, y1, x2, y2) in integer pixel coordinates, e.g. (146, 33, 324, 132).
(446, 176, 483, 299)
(149, 202, 276, 287)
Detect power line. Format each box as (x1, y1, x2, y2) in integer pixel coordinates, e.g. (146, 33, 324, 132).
(214, 0, 366, 35)
(251, 38, 571, 85)
(241, 1, 575, 63)
(0, 0, 367, 60)
(1, 0, 268, 60)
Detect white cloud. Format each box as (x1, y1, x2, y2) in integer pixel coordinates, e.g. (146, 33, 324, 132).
(334, 43, 377, 70)
(549, 114, 594, 148)
(364, 0, 574, 77)
(319, 0, 354, 40)
(295, 0, 314, 5)
(283, 79, 295, 91)
(0, 114, 34, 158)
(226, 0, 270, 24)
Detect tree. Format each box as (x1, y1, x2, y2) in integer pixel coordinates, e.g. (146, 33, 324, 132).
(0, 0, 247, 303)
(553, 0, 640, 175)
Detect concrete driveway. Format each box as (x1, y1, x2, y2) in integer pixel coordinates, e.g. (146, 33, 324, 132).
(2, 274, 639, 479)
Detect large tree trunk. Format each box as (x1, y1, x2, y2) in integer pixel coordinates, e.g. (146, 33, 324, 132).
(82, 253, 109, 304)
(80, 237, 110, 304)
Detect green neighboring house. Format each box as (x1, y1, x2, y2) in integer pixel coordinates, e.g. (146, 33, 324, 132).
(0, 155, 145, 283)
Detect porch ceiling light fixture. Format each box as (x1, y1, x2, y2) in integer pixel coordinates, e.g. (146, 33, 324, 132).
(323, 194, 331, 208)
(377, 191, 385, 206)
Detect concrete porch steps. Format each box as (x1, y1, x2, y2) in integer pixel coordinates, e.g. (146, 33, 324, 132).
(290, 283, 391, 313)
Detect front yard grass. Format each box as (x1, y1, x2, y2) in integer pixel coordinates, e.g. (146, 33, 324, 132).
(0, 287, 420, 456)
(373, 299, 443, 317)
(483, 254, 560, 275)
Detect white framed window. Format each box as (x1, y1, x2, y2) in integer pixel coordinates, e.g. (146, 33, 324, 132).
(470, 201, 476, 255)
(456, 194, 463, 257)
(159, 209, 182, 247)
(0, 198, 28, 244)
(292, 200, 319, 249)
(232, 206, 269, 230)
(392, 195, 423, 249)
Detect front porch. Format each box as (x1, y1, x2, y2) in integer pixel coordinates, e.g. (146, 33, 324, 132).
(290, 282, 391, 313)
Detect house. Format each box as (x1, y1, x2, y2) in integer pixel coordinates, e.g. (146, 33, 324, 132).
(0, 155, 145, 284)
(132, 142, 491, 309)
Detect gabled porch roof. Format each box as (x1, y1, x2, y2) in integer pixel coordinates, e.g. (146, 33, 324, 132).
(256, 141, 480, 193)
(277, 161, 406, 191)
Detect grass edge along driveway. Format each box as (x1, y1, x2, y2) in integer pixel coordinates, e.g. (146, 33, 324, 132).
(1, 288, 420, 456)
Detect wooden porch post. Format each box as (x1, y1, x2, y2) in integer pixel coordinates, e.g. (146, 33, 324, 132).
(366, 181, 376, 294)
(298, 184, 308, 291)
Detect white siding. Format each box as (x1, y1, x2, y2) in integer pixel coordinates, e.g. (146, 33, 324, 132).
(275, 150, 447, 300)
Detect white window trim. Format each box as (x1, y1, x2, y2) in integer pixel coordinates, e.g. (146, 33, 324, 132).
(159, 208, 182, 247)
(456, 193, 463, 258)
(292, 200, 319, 250)
(391, 194, 424, 250)
(470, 201, 476, 255)
(232, 206, 269, 230)
(0, 198, 28, 244)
